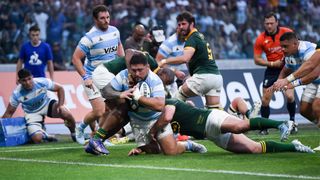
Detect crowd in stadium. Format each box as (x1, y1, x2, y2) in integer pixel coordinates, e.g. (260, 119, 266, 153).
(0, 0, 320, 63)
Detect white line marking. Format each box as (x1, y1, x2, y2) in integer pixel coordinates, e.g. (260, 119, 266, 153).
(0, 144, 134, 153)
(0, 157, 319, 179)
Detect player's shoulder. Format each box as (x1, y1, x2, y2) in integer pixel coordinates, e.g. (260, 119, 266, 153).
(279, 27, 293, 33)
(107, 25, 120, 32)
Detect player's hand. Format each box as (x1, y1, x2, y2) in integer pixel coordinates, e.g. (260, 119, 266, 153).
(120, 88, 135, 100)
(273, 79, 289, 91)
(84, 78, 94, 89)
(132, 86, 142, 101)
(128, 147, 142, 156)
(158, 59, 167, 68)
(174, 70, 186, 80)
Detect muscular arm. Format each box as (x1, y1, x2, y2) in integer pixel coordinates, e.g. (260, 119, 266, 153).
(160, 48, 194, 67)
(101, 83, 134, 100)
(71, 47, 86, 77)
(47, 60, 54, 81)
(137, 96, 165, 112)
(52, 82, 65, 106)
(148, 105, 176, 138)
(291, 51, 320, 80)
(253, 54, 269, 66)
(1, 104, 17, 118)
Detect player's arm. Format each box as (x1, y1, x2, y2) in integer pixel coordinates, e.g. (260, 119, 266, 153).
(136, 95, 165, 112)
(287, 66, 320, 89)
(272, 66, 294, 91)
(16, 59, 23, 84)
(47, 60, 54, 81)
(72, 47, 87, 78)
(1, 104, 17, 118)
(148, 105, 176, 140)
(117, 42, 125, 57)
(159, 47, 194, 67)
(102, 83, 134, 100)
(291, 51, 320, 81)
(128, 140, 161, 156)
(124, 49, 136, 68)
(52, 82, 65, 107)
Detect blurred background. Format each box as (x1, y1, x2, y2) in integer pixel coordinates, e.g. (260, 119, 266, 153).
(1, 0, 319, 65)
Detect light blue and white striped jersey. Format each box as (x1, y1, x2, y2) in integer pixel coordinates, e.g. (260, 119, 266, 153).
(78, 25, 121, 77)
(284, 41, 320, 84)
(10, 78, 54, 113)
(158, 33, 186, 70)
(111, 69, 165, 121)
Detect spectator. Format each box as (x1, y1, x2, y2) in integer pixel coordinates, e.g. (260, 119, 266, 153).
(124, 24, 146, 50)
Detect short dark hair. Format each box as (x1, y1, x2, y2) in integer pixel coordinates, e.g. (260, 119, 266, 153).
(176, 11, 195, 25)
(280, 32, 298, 41)
(29, 25, 40, 32)
(18, 69, 32, 79)
(130, 52, 148, 66)
(92, 5, 109, 19)
(264, 12, 278, 21)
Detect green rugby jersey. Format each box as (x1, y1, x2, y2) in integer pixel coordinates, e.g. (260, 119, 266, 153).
(184, 29, 220, 75)
(166, 98, 211, 139)
(102, 53, 158, 74)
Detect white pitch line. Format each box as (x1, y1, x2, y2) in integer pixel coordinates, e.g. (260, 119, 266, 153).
(0, 144, 133, 153)
(0, 157, 319, 179)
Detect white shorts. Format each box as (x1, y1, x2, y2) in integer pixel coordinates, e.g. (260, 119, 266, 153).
(205, 109, 232, 149)
(92, 64, 115, 90)
(301, 83, 320, 103)
(82, 80, 102, 100)
(25, 100, 55, 136)
(186, 73, 223, 96)
(130, 117, 173, 147)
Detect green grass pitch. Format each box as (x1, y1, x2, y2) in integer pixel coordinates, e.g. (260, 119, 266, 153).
(0, 126, 319, 180)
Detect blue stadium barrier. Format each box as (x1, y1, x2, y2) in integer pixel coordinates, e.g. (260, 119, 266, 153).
(0, 117, 30, 146)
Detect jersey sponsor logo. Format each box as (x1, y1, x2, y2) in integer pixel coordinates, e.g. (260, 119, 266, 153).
(104, 45, 118, 54)
(28, 51, 43, 65)
(171, 121, 180, 134)
(268, 46, 282, 53)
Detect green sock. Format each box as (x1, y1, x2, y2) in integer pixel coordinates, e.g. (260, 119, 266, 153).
(93, 128, 108, 140)
(249, 117, 283, 130)
(260, 141, 296, 153)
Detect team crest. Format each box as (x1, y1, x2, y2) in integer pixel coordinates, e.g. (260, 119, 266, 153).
(171, 121, 180, 134)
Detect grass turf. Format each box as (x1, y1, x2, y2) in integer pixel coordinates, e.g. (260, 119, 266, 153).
(0, 126, 319, 180)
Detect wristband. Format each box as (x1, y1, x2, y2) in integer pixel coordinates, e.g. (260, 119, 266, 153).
(82, 74, 90, 81)
(286, 74, 295, 82)
(161, 59, 167, 64)
(291, 79, 302, 87)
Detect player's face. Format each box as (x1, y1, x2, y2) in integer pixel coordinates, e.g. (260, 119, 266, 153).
(29, 31, 40, 45)
(19, 76, 34, 90)
(130, 64, 149, 82)
(280, 39, 298, 56)
(94, 11, 110, 31)
(264, 16, 278, 34)
(177, 20, 192, 37)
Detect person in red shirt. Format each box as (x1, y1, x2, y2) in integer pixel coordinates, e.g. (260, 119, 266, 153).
(253, 12, 296, 135)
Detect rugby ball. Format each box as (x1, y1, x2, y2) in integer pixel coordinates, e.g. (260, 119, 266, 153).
(138, 81, 151, 98)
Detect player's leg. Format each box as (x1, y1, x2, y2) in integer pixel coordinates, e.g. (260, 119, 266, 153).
(311, 86, 320, 128)
(299, 83, 317, 122)
(284, 89, 296, 121)
(49, 100, 76, 142)
(76, 84, 105, 144)
(224, 134, 314, 153)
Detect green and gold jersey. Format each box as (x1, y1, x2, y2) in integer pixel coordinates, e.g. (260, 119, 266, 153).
(166, 98, 211, 139)
(102, 53, 158, 75)
(316, 41, 320, 50)
(184, 29, 220, 76)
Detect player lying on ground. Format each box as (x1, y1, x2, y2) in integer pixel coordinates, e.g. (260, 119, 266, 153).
(128, 99, 314, 155)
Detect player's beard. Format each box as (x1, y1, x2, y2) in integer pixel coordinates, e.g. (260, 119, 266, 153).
(181, 25, 191, 37)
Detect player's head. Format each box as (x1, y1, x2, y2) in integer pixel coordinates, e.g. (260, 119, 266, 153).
(263, 12, 278, 35)
(280, 32, 299, 56)
(129, 52, 149, 82)
(132, 24, 146, 42)
(18, 69, 34, 90)
(29, 25, 40, 45)
(92, 5, 110, 31)
(176, 11, 195, 37)
(157, 68, 175, 85)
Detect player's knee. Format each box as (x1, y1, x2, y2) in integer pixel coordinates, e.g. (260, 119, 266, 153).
(232, 123, 247, 134)
(174, 86, 188, 101)
(31, 133, 43, 144)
